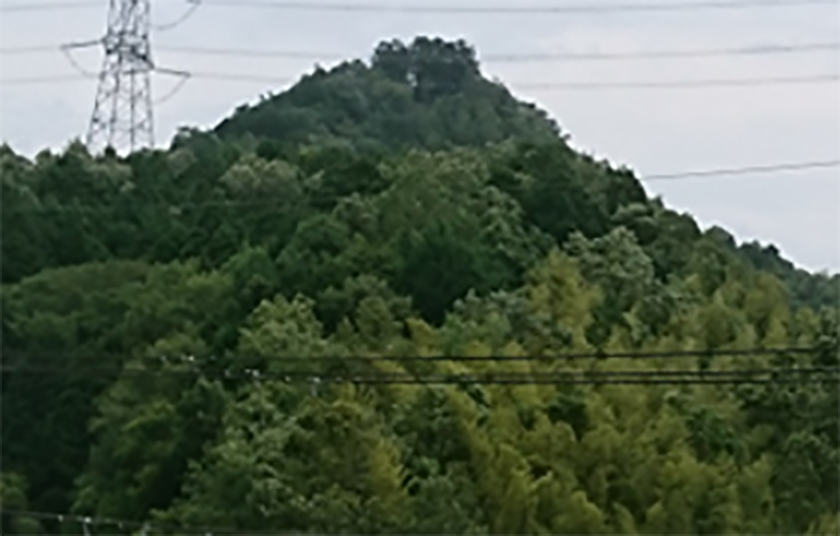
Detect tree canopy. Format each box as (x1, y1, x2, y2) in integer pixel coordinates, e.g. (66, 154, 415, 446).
(2, 36, 837, 535)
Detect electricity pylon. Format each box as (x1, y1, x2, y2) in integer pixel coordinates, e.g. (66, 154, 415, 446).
(63, 0, 192, 154)
(68, 0, 156, 154)
(88, 0, 155, 153)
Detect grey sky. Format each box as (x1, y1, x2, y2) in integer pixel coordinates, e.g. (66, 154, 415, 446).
(1, 0, 838, 273)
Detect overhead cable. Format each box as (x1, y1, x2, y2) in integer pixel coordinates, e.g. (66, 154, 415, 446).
(2, 0, 835, 14)
(4, 41, 839, 62)
(480, 41, 840, 61)
(644, 159, 840, 181)
(157, 41, 840, 62)
(0, 44, 61, 54)
(2, 365, 837, 386)
(168, 70, 840, 89)
(514, 73, 840, 90)
(0, 1, 100, 12)
(4, 347, 836, 386)
(7, 346, 822, 364)
(198, 0, 838, 14)
(0, 74, 95, 85)
(3, 158, 837, 216)
(155, 71, 840, 89)
(152, 0, 202, 31)
(3, 70, 837, 89)
(0, 509, 217, 536)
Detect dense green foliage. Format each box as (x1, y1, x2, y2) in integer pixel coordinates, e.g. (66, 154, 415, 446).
(215, 37, 561, 152)
(2, 37, 838, 535)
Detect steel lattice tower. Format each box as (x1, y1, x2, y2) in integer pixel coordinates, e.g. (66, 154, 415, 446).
(87, 0, 154, 153)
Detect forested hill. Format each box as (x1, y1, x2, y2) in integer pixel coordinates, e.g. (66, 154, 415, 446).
(211, 36, 837, 312)
(5, 37, 835, 308)
(214, 37, 562, 151)
(2, 36, 838, 535)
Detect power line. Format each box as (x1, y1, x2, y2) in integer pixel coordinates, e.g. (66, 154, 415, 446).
(7, 346, 821, 364)
(644, 159, 840, 181)
(515, 73, 840, 90)
(0, 1, 100, 12)
(183, 71, 293, 84)
(146, 71, 840, 89)
(4, 41, 839, 61)
(5, 346, 835, 384)
(1, 0, 835, 14)
(3, 70, 837, 89)
(60, 44, 99, 78)
(0, 44, 62, 54)
(164, 70, 840, 89)
(154, 41, 840, 63)
(3, 158, 837, 215)
(176, 41, 840, 62)
(0, 74, 94, 85)
(0, 3, 200, 29)
(199, 0, 839, 14)
(479, 42, 840, 62)
(3, 364, 836, 386)
(0, 346, 838, 384)
(152, 0, 202, 31)
(0, 509, 222, 536)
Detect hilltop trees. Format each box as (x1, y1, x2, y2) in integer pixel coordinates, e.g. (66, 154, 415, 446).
(215, 37, 559, 151)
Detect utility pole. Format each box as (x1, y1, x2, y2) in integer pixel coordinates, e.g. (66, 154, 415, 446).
(86, 0, 155, 154)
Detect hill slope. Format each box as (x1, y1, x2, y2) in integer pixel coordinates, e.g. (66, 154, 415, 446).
(209, 36, 836, 311)
(1, 36, 838, 536)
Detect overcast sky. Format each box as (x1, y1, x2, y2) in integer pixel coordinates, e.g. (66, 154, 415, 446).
(1, 0, 838, 273)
